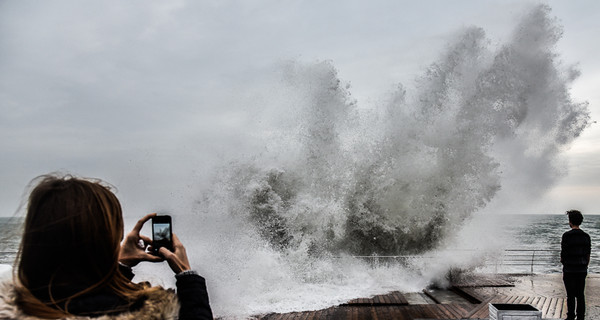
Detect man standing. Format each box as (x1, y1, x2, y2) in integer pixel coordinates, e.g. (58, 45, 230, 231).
(561, 210, 592, 320)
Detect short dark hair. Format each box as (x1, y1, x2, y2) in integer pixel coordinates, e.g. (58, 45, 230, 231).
(566, 210, 584, 226)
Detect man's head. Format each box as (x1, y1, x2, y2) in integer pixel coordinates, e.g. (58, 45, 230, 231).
(566, 209, 584, 226)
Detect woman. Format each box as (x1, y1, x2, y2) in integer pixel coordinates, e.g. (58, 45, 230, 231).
(0, 175, 213, 319)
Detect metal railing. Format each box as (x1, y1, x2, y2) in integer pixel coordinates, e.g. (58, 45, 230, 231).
(0, 249, 563, 273)
(338, 249, 562, 274)
(495, 249, 560, 273)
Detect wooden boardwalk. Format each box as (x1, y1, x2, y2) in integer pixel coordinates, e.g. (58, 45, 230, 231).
(260, 303, 476, 320)
(258, 295, 566, 319)
(465, 294, 567, 319)
(255, 275, 568, 320)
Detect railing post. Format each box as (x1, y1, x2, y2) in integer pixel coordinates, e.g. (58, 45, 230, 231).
(531, 250, 535, 273)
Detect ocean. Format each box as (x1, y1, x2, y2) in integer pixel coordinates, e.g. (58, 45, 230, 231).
(481, 214, 600, 274)
(1, 213, 598, 318)
(1, 214, 598, 273)
(0, 217, 21, 265)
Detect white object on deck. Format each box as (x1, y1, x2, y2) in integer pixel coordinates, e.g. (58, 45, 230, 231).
(489, 303, 542, 320)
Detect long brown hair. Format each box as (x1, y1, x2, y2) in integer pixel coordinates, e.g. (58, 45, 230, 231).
(15, 174, 145, 318)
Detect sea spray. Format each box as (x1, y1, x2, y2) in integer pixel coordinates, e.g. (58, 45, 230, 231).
(175, 4, 588, 318)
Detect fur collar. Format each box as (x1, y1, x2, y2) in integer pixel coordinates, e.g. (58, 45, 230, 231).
(0, 281, 180, 320)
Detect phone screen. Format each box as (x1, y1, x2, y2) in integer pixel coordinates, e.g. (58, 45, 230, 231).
(153, 223, 171, 242)
(152, 216, 173, 251)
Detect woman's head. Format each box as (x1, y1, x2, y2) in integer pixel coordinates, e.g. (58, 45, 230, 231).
(16, 174, 140, 317)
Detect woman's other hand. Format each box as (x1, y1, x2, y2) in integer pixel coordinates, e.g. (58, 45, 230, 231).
(159, 234, 191, 274)
(119, 213, 164, 267)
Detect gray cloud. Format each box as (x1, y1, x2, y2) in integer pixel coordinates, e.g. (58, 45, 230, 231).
(1, 0, 598, 216)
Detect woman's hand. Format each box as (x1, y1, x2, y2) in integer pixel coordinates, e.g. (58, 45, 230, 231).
(119, 213, 164, 267)
(159, 234, 191, 274)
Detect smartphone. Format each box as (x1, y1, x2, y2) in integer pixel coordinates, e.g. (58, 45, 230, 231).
(152, 215, 173, 252)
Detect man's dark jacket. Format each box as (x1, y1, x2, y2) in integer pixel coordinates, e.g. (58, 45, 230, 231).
(561, 228, 591, 273)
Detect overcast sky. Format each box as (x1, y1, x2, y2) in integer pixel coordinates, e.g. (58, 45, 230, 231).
(1, 0, 599, 217)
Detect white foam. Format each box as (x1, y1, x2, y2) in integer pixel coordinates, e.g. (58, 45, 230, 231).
(0, 264, 12, 280)
(132, 5, 587, 319)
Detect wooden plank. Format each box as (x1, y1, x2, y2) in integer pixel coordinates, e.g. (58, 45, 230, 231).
(348, 306, 358, 320)
(530, 295, 542, 309)
(401, 305, 416, 319)
(390, 292, 401, 304)
(347, 306, 355, 320)
(279, 313, 292, 320)
(533, 296, 545, 310)
(542, 298, 556, 318)
(434, 305, 454, 319)
(435, 304, 455, 319)
(546, 297, 558, 318)
(379, 306, 392, 320)
(452, 286, 485, 303)
(422, 289, 441, 304)
(557, 298, 566, 319)
(434, 304, 459, 319)
(410, 304, 427, 319)
(515, 296, 527, 304)
(474, 303, 490, 319)
(271, 313, 284, 320)
(304, 311, 316, 320)
(282, 312, 293, 320)
(448, 304, 467, 318)
(474, 305, 489, 319)
(389, 292, 400, 304)
(387, 306, 398, 319)
(422, 304, 444, 319)
(369, 306, 379, 320)
(453, 275, 514, 288)
(448, 304, 466, 318)
(300, 311, 313, 320)
(415, 304, 437, 319)
(457, 303, 474, 316)
(560, 298, 568, 319)
(464, 295, 496, 319)
(524, 296, 535, 304)
(381, 294, 390, 304)
(393, 291, 409, 305)
(348, 291, 410, 306)
(316, 308, 326, 320)
(553, 297, 562, 318)
(552, 298, 565, 319)
(541, 296, 552, 317)
(311, 309, 322, 320)
(382, 294, 392, 304)
(440, 304, 459, 318)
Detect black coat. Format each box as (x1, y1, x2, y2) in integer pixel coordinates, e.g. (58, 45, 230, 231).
(34, 265, 213, 320)
(561, 228, 591, 273)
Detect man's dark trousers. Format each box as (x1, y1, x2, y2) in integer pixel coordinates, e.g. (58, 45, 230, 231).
(563, 272, 587, 320)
